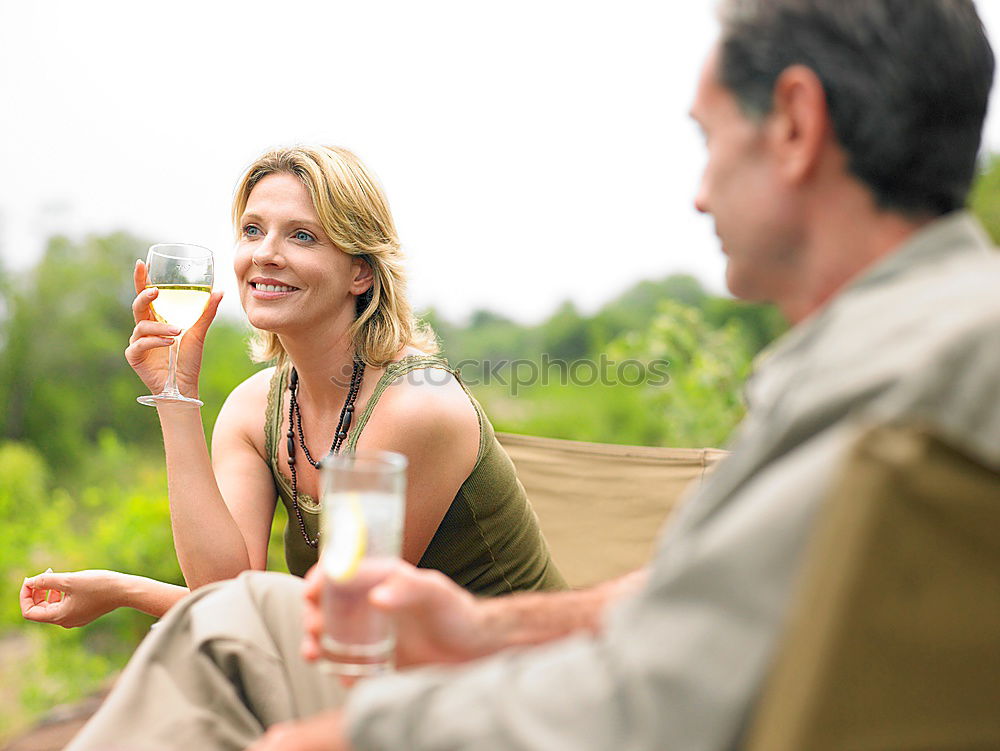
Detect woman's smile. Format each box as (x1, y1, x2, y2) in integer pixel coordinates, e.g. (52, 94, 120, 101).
(249, 276, 301, 300)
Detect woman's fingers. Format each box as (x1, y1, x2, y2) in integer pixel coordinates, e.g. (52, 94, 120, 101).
(19, 579, 38, 616)
(129, 320, 181, 345)
(132, 285, 159, 325)
(127, 321, 181, 364)
(21, 571, 68, 622)
(186, 290, 224, 341)
(125, 336, 177, 367)
(25, 570, 64, 592)
(22, 597, 67, 625)
(133, 259, 148, 296)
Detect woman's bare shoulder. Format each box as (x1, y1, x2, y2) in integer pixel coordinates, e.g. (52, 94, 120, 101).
(214, 366, 278, 445)
(378, 361, 478, 441)
(223, 366, 277, 409)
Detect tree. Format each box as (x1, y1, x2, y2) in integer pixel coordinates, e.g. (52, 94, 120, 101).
(537, 301, 590, 361)
(607, 299, 753, 447)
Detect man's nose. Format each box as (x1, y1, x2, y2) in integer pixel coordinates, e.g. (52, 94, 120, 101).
(693, 176, 709, 214)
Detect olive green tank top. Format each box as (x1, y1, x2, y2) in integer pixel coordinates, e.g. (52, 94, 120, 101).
(264, 354, 566, 596)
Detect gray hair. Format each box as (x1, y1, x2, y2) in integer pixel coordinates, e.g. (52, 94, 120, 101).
(716, 0, 994, 216)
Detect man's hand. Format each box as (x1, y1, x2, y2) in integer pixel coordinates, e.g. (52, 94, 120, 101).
(301, 561, 493, 669)
(247, 709, 349, 751)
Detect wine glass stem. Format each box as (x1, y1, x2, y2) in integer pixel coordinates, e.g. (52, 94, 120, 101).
(165, 334, 182, 395)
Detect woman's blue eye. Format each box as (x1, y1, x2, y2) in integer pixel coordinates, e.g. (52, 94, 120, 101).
(295, 231, 315, 243)
(243, 225, 261, 237)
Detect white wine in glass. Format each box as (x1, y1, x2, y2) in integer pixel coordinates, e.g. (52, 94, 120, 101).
(147, 284, 212, 331)
(137, 243, 214, 408)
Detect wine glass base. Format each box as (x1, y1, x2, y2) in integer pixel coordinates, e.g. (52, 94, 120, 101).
(137, 392, 204, 408)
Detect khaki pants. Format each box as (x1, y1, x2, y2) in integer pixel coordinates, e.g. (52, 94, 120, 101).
(67, 572, 345, 751)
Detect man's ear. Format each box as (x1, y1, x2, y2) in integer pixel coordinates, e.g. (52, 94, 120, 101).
(767, 64, 832, 184)
(351, 256, 375, 295)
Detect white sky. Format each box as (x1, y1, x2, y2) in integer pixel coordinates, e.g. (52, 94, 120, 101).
(3, 1, 1000, 324)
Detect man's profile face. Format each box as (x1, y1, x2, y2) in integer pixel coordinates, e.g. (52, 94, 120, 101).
(690, 47, 800, 305)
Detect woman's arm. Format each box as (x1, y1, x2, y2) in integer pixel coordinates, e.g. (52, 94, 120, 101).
(20, 569, 189, 628)
(126, 262, 276, 590)
(157, 375, 279, 589)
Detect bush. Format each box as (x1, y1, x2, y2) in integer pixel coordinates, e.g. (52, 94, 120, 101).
(0, 434, 178, 741)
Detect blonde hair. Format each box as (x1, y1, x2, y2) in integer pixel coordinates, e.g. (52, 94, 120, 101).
(231, 145, 438, 368)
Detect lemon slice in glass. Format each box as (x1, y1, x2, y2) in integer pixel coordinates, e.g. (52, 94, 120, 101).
(323, 492, 368, 582)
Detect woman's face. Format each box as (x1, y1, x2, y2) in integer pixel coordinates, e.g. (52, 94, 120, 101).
(234, 172, 366, 334)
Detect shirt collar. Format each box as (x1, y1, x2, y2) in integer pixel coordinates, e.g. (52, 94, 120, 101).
(845, 210, 994, 293)
(745, 211, 995, 407)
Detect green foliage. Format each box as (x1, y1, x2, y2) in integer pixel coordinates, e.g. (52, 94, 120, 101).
(588, 274, 710, 351)
(477, 380, 661, 445)
(0, 229, 265, 741)
(0, 232, 262, 473)
(433, 274, 781, 449)
(0, 435, 178, 740)
(435, 273, 782, 371)
(608, 300, 753, 446)
(970, 152, 1000, 245)
(0, 444, 50, 628)
(468, 299, 755, 448)
(701, 297, 787, 355)
(200, 318, 262, 436)
(0, 233, 149, 467)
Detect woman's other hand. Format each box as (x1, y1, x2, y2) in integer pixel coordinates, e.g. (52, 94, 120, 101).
(125, 259, 224, 398)
(20, 569, 121, 628)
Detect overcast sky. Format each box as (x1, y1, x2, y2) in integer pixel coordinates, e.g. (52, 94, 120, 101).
(3, 1, 1000, 324)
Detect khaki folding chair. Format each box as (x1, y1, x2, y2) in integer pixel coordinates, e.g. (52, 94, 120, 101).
(746, 423, 1000, 751)
(497, 432, 727, 587)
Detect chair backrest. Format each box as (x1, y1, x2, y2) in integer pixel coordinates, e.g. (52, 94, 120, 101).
(745, 423, 1000, 751)
(497, 432, 728, 587)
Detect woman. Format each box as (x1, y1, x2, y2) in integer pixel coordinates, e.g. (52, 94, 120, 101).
(21, 145, 564, 628)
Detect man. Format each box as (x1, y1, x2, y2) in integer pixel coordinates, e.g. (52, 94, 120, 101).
(67, 1, 1000, 749)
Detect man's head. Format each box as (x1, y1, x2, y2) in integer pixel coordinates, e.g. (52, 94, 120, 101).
(716, 0, 994, 218)
(692, 0, 994, 315)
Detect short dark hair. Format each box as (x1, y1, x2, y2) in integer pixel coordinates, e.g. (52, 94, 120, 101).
(717, 0, 995, 216)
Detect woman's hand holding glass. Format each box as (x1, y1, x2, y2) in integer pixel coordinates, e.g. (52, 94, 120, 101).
(126, 246, 224, 407)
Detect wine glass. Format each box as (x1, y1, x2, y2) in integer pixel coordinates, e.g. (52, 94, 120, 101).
(136, 243, 214, 407)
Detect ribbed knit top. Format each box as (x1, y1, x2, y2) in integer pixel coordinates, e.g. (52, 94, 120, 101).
(264, 355, 566, 596)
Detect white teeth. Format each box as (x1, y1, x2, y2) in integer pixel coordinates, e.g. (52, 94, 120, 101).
(254, 283, 295, 292)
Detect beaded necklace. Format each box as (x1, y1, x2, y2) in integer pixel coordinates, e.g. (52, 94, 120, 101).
(286, 359, 366, 548)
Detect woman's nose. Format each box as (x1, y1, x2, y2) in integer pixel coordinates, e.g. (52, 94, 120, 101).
(252, 236, 284, 268)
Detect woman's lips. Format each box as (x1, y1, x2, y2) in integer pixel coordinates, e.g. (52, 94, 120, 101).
(249, 281, 299, 299)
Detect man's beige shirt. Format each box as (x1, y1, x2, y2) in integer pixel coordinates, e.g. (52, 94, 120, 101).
(347, 212, 1000, 751)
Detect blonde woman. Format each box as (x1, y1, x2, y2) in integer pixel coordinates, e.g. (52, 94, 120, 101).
(21, 145, 564, 628)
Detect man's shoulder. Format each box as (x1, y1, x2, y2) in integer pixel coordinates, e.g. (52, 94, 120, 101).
(843, 250, 1000, 462)
(823, 246, 1000, 361)
(758, 244, 1000, 447)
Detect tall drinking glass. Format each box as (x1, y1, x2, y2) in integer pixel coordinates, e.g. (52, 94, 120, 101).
(136, 243, 214, 407)
(319, 450, 407, 677)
